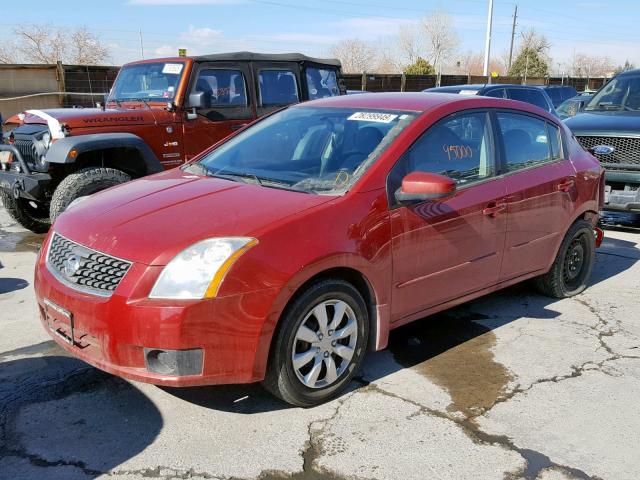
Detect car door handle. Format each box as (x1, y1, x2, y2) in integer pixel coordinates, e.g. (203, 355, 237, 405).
(483, 203, 507, 217)
(230, 124, 248, 131)
(557, 180, 575, 192)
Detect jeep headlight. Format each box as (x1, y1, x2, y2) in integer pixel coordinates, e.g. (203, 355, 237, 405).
(149, 237, 258, 300)
(42, 132, 51, 148)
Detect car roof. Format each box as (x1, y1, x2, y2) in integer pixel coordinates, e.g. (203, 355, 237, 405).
(193, 51, 342, 67)
(124, 52, 342, 68)
(295, 92, 556, 118)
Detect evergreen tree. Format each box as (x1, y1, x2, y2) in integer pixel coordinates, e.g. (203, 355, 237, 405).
(508, 48, 549, 77)
(404, 57, 435, 75)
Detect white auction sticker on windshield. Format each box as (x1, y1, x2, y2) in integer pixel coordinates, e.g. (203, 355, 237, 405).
(162, 63, 183, 75)
(348, 112, 398, 123)
(459, 90, 479, 95)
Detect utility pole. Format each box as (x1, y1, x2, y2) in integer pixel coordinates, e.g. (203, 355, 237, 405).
(483, 0, 494, 77)
(139, 28, 145, 59)
(508, 5, 518, 71)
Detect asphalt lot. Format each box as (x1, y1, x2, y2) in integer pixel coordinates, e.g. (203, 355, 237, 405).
(1, 207, 639, 480)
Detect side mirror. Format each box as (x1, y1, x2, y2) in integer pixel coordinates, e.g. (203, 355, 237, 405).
(186, 92, 205, 120)
(395, 171, 456, 203)
(188, 92, 205, 109)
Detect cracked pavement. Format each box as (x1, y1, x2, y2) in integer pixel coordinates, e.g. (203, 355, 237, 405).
(1, 207, 639, 480)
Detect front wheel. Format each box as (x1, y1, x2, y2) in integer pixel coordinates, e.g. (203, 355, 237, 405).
(50, 167, 131, 221)
(263, 279, 369, 407)
(0, 190, 51, 233)
(534, 219, 596, 298)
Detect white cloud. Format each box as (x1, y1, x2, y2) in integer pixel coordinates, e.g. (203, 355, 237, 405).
(180, 25, 223, 46)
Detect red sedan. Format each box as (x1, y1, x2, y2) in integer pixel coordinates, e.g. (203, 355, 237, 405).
(34, 93, 604, 406)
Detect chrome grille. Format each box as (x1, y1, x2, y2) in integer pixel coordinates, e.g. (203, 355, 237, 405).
(12, 138, 38, 165)
(576, 136, 640, 168)
(46, 233, 132, 296)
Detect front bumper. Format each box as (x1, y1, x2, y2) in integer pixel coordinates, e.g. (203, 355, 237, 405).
(34, 236, 279, 387)
(603, 169, 640, 212)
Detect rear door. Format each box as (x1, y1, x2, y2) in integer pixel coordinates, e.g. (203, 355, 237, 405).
(495, 111, 576, 281)
(182, 62, 255, 160)
(388, 110, 508, 320)
(253, 61, 302, 117)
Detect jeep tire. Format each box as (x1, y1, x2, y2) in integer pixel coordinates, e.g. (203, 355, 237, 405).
(50, 167, 131, 221)
(0, 190, 51, 234)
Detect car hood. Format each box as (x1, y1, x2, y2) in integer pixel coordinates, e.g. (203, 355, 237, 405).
(53, 169, 338, 265)
(9, 107, 161, 133)
(565, 111, 640, 136)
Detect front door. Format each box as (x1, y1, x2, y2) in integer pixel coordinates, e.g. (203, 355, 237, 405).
(182, 63, 255, 160)
(495, 111, 577, 281)
(388, 110, 508, 321)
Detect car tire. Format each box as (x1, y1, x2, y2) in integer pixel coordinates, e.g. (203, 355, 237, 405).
(0, 190, 51, 233)
(534, 219, 595, 298)
(262, 279, 369, 407)
(50, 167, 131, 221)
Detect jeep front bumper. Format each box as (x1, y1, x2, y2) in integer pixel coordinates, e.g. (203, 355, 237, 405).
(0, 144, 51, 201)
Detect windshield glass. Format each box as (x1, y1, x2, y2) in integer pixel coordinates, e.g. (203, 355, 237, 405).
(109, 62, 185, 102)
(585, 75, 640, 111)
(189, 106, 417, 194)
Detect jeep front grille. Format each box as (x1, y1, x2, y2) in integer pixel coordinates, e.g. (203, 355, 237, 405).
(46, 233, 132, 296)
(576, 136, 640, 168)
(13, 138, 38, 166)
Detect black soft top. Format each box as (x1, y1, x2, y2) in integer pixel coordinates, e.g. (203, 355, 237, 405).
(193, 51, 341, 67)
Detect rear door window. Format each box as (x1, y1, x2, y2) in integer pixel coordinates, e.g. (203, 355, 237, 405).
(497, 112, 555, 172)
(259, 70, 299, 106)
(484, 88, 506, 99)
(306, 67, 339, 100)
(507, 88, 550, 112)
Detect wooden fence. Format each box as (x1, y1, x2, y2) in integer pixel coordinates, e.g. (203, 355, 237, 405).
(344, 73, 607, 92)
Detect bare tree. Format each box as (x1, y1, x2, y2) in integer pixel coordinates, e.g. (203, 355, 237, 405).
(329, 39, 377, 74)
(0, 24, 110, 64)
(421, 11, 459, 76)
(396, 24, 423, 68)
(452, 51, 503, 75)
(70, 27, 110, 65)
(571, 53, 614, 78)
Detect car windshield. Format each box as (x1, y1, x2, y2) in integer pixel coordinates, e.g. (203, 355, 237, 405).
(188, 106, 417, 195)
(109, 62, 185, 102)
(585, 74, 640, 112)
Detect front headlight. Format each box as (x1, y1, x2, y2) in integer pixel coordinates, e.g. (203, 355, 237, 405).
(42, 132, 51, 148)
(149, 237, 258, 300)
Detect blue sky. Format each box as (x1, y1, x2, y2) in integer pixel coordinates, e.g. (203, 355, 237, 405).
(1, 0, 638, 70)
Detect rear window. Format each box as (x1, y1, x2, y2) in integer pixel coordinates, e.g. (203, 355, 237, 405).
(306, 67, 339, 100)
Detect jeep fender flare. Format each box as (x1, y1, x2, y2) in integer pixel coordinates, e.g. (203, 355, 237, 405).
(45, 133, 163, 174)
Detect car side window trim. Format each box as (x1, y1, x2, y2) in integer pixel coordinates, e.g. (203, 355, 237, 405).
(386, 108, 499, 209)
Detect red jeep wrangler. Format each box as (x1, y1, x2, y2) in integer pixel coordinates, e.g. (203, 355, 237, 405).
(0, 52, 344, 232)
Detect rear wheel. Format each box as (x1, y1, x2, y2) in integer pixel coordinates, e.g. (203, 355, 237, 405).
(534, 219, 595, 298)
(0, 190, 50, 233)
(50, 167, 131, 221)
(262, 279, 369, 407)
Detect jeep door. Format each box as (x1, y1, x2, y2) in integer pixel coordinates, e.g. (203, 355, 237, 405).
(388, 110, 507, 320)
(495, 111, 577, 281)
(252, 62, 302, 117)
(182, 63, 256, 160)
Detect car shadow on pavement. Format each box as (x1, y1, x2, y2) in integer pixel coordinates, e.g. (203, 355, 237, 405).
(0, 354, 163, 478)
(0, 277, 29, 294)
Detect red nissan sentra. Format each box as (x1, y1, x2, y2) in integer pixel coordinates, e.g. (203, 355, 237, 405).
(34, 93, 604, 406)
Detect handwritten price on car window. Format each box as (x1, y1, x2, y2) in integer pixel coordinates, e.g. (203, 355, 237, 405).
(443, 144, 473, 161)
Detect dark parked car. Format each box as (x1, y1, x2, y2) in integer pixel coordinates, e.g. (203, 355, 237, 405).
(544, 85, 578, 108)
(424, 84, 557, 116)
(557, 94, 594, 120)
(565, 68, 640, 213)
